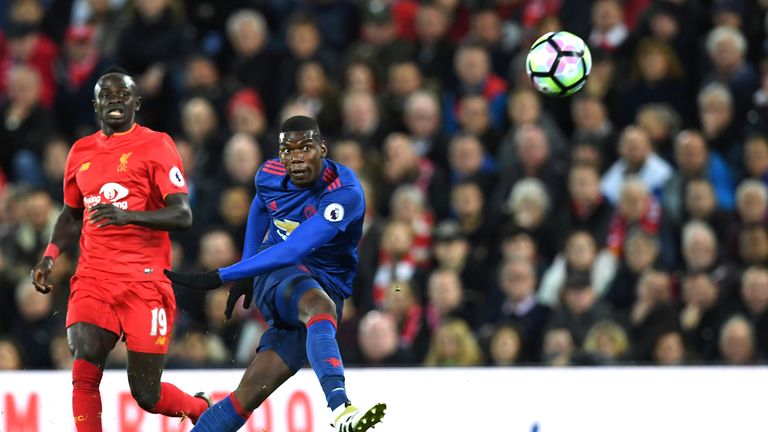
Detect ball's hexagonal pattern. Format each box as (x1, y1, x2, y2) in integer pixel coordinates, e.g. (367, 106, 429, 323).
(526, 31, 592, 97)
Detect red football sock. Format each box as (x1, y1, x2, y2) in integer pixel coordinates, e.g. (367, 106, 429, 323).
(72, 359, 104, 432)
(148, 382, 208, 422)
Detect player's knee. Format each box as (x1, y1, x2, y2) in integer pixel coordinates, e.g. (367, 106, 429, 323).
(130, 386, 160, 411)
(303, 294, 337, 323)
(70, 340, 108, 366)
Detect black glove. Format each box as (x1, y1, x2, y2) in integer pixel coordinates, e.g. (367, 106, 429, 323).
(164, 269, 223, 291)
(225, 278, 254, 320)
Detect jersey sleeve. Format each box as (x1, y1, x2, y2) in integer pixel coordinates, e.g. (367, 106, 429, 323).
(317, 185, 364, 232)
(63, 143, 83, 208)
(151, 134, 189, 197)
(242, 193, 270, 259)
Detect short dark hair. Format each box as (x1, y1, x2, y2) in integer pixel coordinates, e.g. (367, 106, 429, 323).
(100, 65, 130, 77)
(280, 116, 320, 135)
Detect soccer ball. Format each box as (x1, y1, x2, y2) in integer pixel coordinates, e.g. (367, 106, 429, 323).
(526, 31, 592, 97)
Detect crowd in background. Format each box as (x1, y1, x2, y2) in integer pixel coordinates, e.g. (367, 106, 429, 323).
(1, 0, 768, 371)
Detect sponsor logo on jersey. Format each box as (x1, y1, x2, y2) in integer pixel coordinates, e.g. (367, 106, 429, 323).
(79, 162, 91, 172)
(117, 152, 132, 172)
(324, 203, 345, 222)
(155, 336, 167, 346)
(169, 166, 185, 187)
(84, 182, 130, 209)
(274, 218, 300, 240)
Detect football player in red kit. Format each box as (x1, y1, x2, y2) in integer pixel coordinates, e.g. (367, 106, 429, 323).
(31, 69, 210, 431)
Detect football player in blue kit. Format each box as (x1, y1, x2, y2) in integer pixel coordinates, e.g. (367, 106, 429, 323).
(165, 116, 386, 431)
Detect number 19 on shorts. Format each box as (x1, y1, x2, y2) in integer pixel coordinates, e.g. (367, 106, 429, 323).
(150, 307, 168, 336)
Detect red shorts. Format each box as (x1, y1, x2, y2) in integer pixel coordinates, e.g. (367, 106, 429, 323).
(66, 275, 176, 354)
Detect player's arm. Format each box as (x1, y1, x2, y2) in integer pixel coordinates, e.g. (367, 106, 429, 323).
(242, 194, 270, 259)
(87, 193, 192, 230)
(31, 205, 84, 294)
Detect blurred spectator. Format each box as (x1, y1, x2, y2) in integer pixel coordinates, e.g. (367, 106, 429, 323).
(542, 326, 576, 367)
(0, 336, 24, 370)
(217, 186, 251, 251)
(167, 328, 229, 368)
(570, 94, 616, 164)
(389, 184, 434, 266)
(736, 224, 768, 268)
(732, 266, 768, 358)
(425, 268, 478, 330)
(606, 177, 662, 257)
(403, 90, 449, 167)
(582, 320, 629, 365)
(680, 272, 726, 362)
(443, 43, 507, 134)
(372, 220, 417, 307)
(225, 9, 278, 119)
(467, 7, 515, 79)
(49, 332, 72, 370)
(503, 87, 568, 159)
(601, 126, 673, 205)
(382, 61, 424, 130)
(412, 2, 454, 88)
(450, 181, 492, 254)
(538, 230, 617, 307)
(378, 132, 449, 219)
(628, 270, 677, 361)
(380, 280, 429, 362)
(663, 130, 734, 229)
(40, 136, 68, 203)
(717, 314, 757, 365)
(447, 133, 497, 194)
(606, 228, 661, 311)
(503, 177, 562, 262)
(227, 88, 269, 143)
(340, 90, 386, 151)
(204, 288, 242, 358)
(484, 321, 522, 366)
(482, 257, 550, 362)
(430, 220, 487, 304)
(652, 330, 688, 366)
(697, 82, 743, 168)
(2, 19, 59, 108)
(278, 12, 339, 109)
(616, 38, 692, 128)
(54, 24, 109, 139)
(5, 188, 56, 280)
(0, 65, 56, 183)
(184, 53, 227, 115)
(344, 60, 377, 94)
(217, 132, 263, 190)
(743, 134, 768, 187)
(681, 178, 731, 244)
(424, 318, 483, 367)
(456, 95, 502, 156)
(354, 310, 413, 366)
(12, 279, 58, 368)
(634, 103, 682, 163)
(588, 0, 629, 55)
(727, 179, 768, 257)
(548, 271, 613, 346)
(566, 162, 614, 245)
(290, 61, 340, 136)
(703, 26, 758, 122)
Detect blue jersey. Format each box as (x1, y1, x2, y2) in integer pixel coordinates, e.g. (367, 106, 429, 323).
(218, 158, 365, 298)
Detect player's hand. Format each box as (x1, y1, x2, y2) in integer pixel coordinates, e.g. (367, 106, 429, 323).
(164, 269, 223, 291)
(31, 257, 54, 294)
(87, 204, 133, 228)
(225, 278, 254, 320)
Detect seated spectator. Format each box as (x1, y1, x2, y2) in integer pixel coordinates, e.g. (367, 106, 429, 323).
(456, 95, 502, 156)
(216, 133, 263, 191)
(652, 330, 688, 366)
(49, 333, 73, 370)
(339, 89, 387, 151)
(482, 257, 550, 362)
(606, 229, 661, 310)
(484, 322, 522, 367)
(681, 178, 731, 244)
(736, 224, 768, 268)
(570, 94, 617, 164)
(382, 61, 424, 131)
(40, 136, 68, 204)
(12, 279, 59, 368)
(290, 61, 341, 136)
(582, 320, 630, 365)
(381, 280, 429, 361)
(403, 90, 449, 167)
(717, 315, 758, 365)
(601, 126, 673, 205)
(227, 88, 269, 143)
(606, 177, 662, 258)
(541, 326, 576, 367)
(697, 82, 744, 168)
(0, 337, 24, 370)
(424, 318, 483, 367)
(548, 271, 614, 346)
(354, 310, 414, 366)
(732, 267, 768, 358)
(743, 134, 768, 187)
(680, 272, 726, 362)
(538, 230, 617, 307)
(503, 177, 562, 262)
(628, 270, 677, 360)
(502, 88, 568, 161)
(566, 162, 614, 245)
(727, 180, 768, 256)
(390, 185, 434, 266)
(430, 220, 488, 303)
(663, 130, 734, 230)
(450, 180, 493, 256)
(635, 104, 682, 163)
(425, 268, 478, 330)
(372, 220, 417, 307)
(447, 133, 497, 195)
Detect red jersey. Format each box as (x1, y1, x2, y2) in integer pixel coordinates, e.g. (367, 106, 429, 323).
(63, 124, 188, 281)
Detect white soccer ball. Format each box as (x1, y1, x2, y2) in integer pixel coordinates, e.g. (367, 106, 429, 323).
(526, 31, 592, 97)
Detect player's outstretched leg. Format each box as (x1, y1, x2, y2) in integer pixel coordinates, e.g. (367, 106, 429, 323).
(127, 351, 209, 423)
(298, 289, 387, 431)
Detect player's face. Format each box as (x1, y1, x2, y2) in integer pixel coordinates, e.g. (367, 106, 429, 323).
(93, 74, 140, 132)
(279, 130, 327, 187)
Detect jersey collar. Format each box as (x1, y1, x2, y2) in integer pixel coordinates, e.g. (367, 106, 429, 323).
(99, 123, 138, 139)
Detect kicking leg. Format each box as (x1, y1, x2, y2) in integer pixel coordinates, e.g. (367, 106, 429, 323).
(126, 351, 209, 422)
(298, 288, 387, 431)
(68, 322, 119, 432)
(191, 349, 294, 432)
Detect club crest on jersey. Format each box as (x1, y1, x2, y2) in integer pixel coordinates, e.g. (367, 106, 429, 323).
(274, 218, 300, 240)
(79, 162, 91, 172)
(303, 204, 317, 219)
(117, 152, 132, 172)
(324, 203, 344, 222)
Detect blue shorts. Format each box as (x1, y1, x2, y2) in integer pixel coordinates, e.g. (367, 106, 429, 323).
(252, 265, 343, 372)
